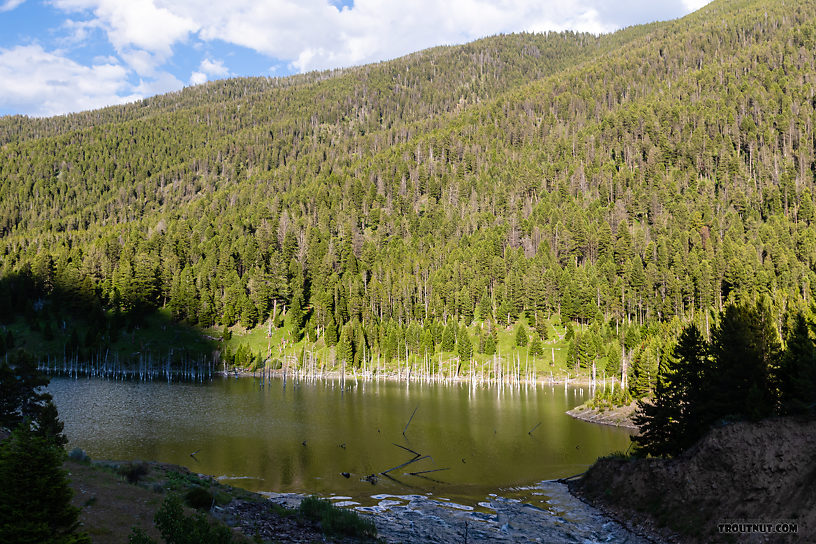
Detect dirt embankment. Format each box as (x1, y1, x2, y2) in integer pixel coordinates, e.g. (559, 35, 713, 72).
(569, 416, 816, 543)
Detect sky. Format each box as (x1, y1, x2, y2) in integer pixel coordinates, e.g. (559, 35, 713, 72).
(0, 0, 712, 118)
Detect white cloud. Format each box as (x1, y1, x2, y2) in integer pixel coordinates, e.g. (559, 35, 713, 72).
(60, 18, 103, 45)
(200, 58, 228, 77)
(189, 71, 207, 85)
(188, 57, 229, 85)
(52, 0, 198, 55)
(132, 70, 184, 97)
(0, 45, 187, 116)
(3, 0, 707, 116)
(0, 0, 26, 12)
(682, 0, 712, 11)
(0, 45, 134, 116)
(163, 0, 621, 73)
(118, 48, 165, 76)
(46, 0, 691, 76)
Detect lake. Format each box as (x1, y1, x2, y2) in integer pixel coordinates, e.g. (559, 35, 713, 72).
(49, 376, 631, 507)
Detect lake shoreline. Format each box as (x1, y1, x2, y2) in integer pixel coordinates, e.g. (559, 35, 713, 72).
(566, 400, 639, 429)
(53, 372, 641, 541)
(227, 366, 605, 388)
(67, 456, 659, 543)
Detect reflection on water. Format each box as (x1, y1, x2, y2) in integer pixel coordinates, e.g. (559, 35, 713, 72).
(49, 376, 631, 505)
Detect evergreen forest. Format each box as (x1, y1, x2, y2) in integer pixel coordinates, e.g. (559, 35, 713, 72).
(1, 0, 816, 403)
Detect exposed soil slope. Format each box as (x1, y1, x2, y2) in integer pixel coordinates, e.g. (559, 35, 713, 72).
(570, 416, 816, 543)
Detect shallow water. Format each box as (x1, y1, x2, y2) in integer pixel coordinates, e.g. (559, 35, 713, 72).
(265, 482, 648, 543)
(49, 375, 631, 506)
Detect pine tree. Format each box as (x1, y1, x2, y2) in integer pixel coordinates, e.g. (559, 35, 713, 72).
(515, 322, 528, 347)
(420, 328, 435, 357)
(441, 321, 456, 352)
(632, 324, 709, 457)
(534, 311, 549, 341)
(528, 333, 543, 358)
(777, 313, 816, 414)
(287, 290, 305, 341)
(457, 328, 473, 362)
(483, 330, 496, 356)
(384, 327, 397, 363)
(34, 401, 68, 449)
(0, 351, 50, 431)
(706, 302, 779, 421)
(336, 326, 353, 365)
(477, 289, 492, 321)
(325, 313, 339, 347)
(406, 322, 422, 355)
(0, 425, 90, 544)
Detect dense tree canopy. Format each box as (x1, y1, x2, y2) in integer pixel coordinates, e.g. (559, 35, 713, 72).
(0, 0, 815, 398)
(633, 303, 816, 457)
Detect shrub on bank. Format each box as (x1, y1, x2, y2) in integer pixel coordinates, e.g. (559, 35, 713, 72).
(119, 461, 150, 484)
(298, 495, 377, 539)
(129, 494, 237, 544)
(184, 486, 214, 510)
(68, 447, 91, 464)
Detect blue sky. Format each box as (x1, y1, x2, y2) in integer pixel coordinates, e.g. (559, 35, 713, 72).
(0, 0, 711, 118)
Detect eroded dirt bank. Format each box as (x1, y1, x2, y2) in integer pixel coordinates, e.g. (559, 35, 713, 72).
(569, 416, 816, 543)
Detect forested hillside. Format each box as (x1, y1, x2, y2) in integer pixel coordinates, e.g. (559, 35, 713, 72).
(1, 0, 815, 393)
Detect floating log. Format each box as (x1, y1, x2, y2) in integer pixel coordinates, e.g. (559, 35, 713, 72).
(381, 455, 430, 475)
(408, 468, 449, 476)
(403, 405, 419, 436)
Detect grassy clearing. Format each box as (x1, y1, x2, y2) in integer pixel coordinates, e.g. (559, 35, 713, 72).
(221, 315, 605, 382)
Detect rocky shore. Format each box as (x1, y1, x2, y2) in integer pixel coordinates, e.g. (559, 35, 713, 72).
(68, 457, 653, 543)
(262, 482, 652, 543)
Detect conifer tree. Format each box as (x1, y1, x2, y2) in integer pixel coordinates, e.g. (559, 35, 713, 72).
(441, 321, 456, 352)
(0, 425, 90, 544)
(515, 323, 528, 347)
(477, 289, 492, 321)
(336, 326, 353, 365)
(34, 401, 68, 450)
(287, 290, 305, 342)
(706, 302, 779, 421)
(420, 328, 435, 357)
(0, 351, 50, 431)
(325, 314, 339, 347)
(384, 328, 397, 363)
(777, 313, 816, 414)
(534, 312, 549, 341)
(528, 333, 543, 358)
(457, 328, 472, 362)
(632, 324, 709, 457)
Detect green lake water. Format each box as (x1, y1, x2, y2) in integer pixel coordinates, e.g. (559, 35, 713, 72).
(49, 376, 631, 507)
